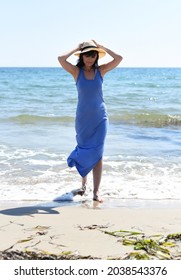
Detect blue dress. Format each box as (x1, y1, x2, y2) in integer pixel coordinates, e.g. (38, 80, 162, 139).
(67, 68, 108, 177)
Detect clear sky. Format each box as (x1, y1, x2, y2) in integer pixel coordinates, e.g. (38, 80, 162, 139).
(0, 0, 180, 67)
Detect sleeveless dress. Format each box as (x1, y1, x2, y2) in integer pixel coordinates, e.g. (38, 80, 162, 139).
(67, 68, 108, 177)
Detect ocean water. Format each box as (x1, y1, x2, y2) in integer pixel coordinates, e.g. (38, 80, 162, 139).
(0, 67, 181, 204)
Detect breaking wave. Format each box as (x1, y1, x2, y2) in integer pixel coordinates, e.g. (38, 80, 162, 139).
(1, 113, 181, 127)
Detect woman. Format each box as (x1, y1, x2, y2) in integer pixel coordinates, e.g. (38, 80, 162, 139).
(58, 40, 122, 202)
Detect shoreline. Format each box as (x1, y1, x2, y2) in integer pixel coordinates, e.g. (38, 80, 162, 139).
(1, 198, 181, 209)
(0, 200, 181, 260)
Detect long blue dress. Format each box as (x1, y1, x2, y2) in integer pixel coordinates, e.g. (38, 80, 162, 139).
(67, 68, 108, 177)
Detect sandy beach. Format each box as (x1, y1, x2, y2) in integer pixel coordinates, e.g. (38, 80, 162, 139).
(0, 200, 181, 260)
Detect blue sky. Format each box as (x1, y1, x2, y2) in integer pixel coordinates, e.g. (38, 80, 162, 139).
(0, 0, 180, 67)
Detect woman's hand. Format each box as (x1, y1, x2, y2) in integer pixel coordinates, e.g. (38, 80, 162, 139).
(77, 42, 84, 50)
(92, 40, 104, 49)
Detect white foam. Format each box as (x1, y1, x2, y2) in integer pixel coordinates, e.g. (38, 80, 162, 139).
(0, 146, 181, 201)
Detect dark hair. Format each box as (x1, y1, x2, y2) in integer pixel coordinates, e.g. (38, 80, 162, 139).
(76, 51, 99, 69)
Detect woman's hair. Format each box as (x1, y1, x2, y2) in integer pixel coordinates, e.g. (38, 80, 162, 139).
(76, 51, 99, 69)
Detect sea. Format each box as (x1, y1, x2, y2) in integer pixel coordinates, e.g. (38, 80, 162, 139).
(0, 67, 181, 207)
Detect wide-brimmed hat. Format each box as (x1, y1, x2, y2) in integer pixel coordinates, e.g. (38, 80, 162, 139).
(74, 40, 106, 59)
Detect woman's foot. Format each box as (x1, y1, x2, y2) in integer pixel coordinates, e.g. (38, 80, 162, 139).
(72, 185, 86, 196)
(77, 184, 86, 196)
(93, 194, 103, 203)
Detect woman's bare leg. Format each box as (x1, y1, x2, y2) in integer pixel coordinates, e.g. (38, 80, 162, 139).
(82, 176, 87, 187)
(93, 158, 103, 202)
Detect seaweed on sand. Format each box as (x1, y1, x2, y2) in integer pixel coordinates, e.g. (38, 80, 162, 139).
(0, 250, 99, 260)
(104, 230, 181, 260)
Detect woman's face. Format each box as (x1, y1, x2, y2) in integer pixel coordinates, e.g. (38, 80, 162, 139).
(82, 51, 98, 67)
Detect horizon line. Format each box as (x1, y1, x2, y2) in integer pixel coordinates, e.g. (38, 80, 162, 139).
(0, 66, 181, 69)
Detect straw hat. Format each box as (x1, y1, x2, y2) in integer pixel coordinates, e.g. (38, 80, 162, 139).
(74, 40, 106, 59)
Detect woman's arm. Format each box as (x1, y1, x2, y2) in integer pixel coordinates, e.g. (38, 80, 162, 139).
(58, 44, 81, 79)
(93, 40, 123, 76)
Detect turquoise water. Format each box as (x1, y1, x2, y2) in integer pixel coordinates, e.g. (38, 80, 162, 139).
(0, 67, 181, 202)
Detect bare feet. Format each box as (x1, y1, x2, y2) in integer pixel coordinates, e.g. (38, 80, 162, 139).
(93, 194, 103, 203)
(78, 185, 86, 196)
(72, 185, 86, 196)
